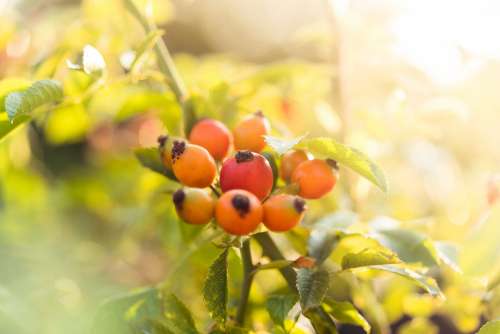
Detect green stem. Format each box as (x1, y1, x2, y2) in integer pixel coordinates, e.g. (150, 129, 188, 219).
(253, 232, 297, 292)
(253, 232, 334, 328)
(235, 239, 254, 325)
(123, 0, 189, 133)
(236, 239, 254, 326)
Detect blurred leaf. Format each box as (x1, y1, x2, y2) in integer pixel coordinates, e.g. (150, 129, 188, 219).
(266, 294, 298, 329)
(134, 147, 177, 181)
(0, 114, 30, 141)
(297, 268, 330, 312)
(67, 45, 106, 76)
(45, 104, 90, 144)
(82, 45, 106, 75)
(203, 248, 229, 325)
(295, 137, 387, 192)
(262, 152, 278, 190)
(370, 228, 439, 267)
(323, 299, 371, 333)
(314, 211, 358, 233)
(161, 293, 199, 334)
(369, 265, 442, 297)
(0, 78, 31, 112)
(434, 241, 461, 273)
(116, 91, 182, 135)
(209, 326, 250, 334)
(341, 248, 400, 270)
(92, 288, 162, 334)
(308, 211, 357, 265)
(264, 134, 307, 155)
(476, 320, 500, 334)
(5, 79, 63, 121)
(34, 49, 67, 79)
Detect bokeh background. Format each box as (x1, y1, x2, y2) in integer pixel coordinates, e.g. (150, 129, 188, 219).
(2, 0, 500, 333)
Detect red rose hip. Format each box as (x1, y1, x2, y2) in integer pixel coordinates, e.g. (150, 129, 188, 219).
(220, 150, 274, 200)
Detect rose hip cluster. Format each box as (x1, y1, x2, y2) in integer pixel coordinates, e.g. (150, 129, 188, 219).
(158, 111, 338, 236)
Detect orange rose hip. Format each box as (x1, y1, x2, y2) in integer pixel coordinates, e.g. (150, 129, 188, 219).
(215, 189, 263, 235)
(280, 150, 310, 182)
(189, 118, 233, 160)
(291, 159, 338, 199)
(233, 111, 270, 152)
(171, 141, 217, 188)
(173, 188, 215, 225)
(263, 194, 307, 232)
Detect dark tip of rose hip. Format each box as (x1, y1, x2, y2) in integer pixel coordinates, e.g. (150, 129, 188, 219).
(157, 135, 168, 148)
(293, 197, 307, 213)
(254, 110, 265, 117)
(173, 189, 185, 209)
(326, 159, 339, 170)
(171, 140, 186, 162)
(232, 194, 250, 217)
(235, 150, 254, 163)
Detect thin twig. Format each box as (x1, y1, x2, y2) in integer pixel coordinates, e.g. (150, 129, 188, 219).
(209, 184, 221, 197)
(123, 0, 189, 134)
(235, 239, 255, 325)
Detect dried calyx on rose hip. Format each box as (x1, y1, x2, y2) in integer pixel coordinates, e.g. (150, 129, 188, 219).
(158, 135, 186, 169)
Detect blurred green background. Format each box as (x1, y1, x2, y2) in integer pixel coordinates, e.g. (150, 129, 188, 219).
(1, 0, 500, 333)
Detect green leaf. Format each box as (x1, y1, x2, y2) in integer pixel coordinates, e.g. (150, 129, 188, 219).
(341, 248, 400, 270)
(0, 114, 30, 141)
(304, 307, 338, 334)
(0, 78, 31, 113)
(266, 294, 298, 328)
(308, 211, 357, 264)
(370, 228, 439, 267)
(295, 137, 387, 192)
(203, 248, 229, 325)
(323, 299, 371, 333)
(92, 288, 163, 334)
(327, 301, 370, 331)
(134, 147, 177, 181)
(161, 293, 199, 334)
(297, 268, 330, 312)
(264, 134, 307, 155)
(369, 265, 442, 297)
(476, 320, 500, 334)
(5, 79, 63, 121)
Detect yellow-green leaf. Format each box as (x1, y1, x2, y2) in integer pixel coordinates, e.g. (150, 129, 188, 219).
(296, 137, 387, 192)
